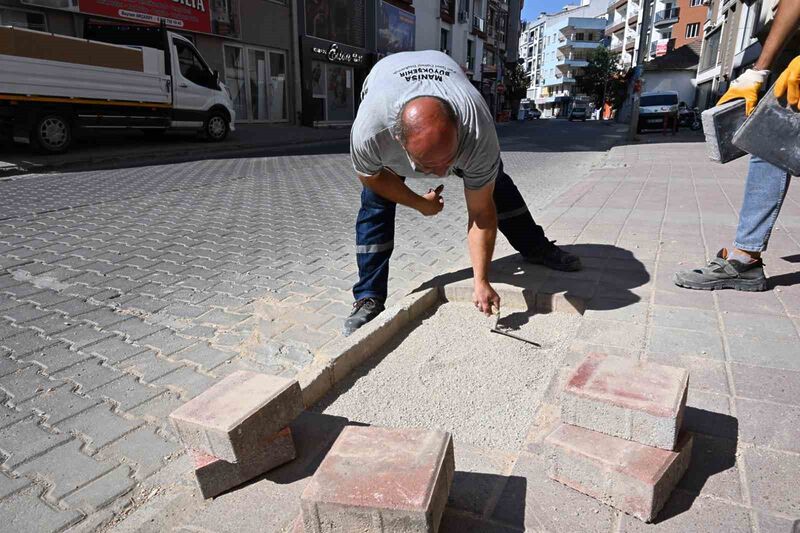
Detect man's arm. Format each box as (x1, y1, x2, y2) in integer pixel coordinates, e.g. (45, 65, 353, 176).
(465, 182, 500, 315)
(755, 0, 800, 70)
(359, 170, 444, 216)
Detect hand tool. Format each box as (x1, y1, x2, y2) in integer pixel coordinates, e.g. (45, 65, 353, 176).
(489, 306, 541, 347)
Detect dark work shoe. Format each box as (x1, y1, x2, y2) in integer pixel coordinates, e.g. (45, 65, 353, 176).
(524, 240, 582, 272)
(673, 249, 767, 291)
(342, 297, 385, 336)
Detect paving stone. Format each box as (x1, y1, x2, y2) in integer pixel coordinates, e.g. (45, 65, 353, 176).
(447, 443, 515, 516)
(728, 337, 800, 371)
(25, 313, 76, 336)
(152, 366, 217, 400)
(162, 303, 206, 319)
(2, 304, 52, 325)
(129, 391, 184, 423)
(0, 489, 82, 533)
(743, 447, 800, 516)
(0, 350, 24, 377)
(175, 344, 231, 371)
(574, 319, 646, 349)
(731, 363, 800, 405)
(545, 423, 693, 522)
(0, 330, 58, 357)
(683, 390, 736, 440)
(20, 386, 100, 426)
(79, 308, 128, 328)
(0, 418, 71, 469)
(181, 325, 217, 338)
(0, 365, 59, 403)
(98, 426, 180, 480)
(51, 298, 98, 317)
(23, 343, 91, 374)
(197, 309, 249, 328)
(0, 471, 30, 500)
(644, 354, 729, 395)
(301, 426, 454, 533)
(52, 359, 122, 392)
(16, 439, 113, 500)
(755, 512, 800, 533)
(111, 319, 164, 341)
(721, 311, 799, 340)
(676, 433, 742, 503)
(116, 351, 183, 383)
(84, 337, 145, 365)
(192, 427, 296, 499)
(58, 403, 142, 450)
(0, 402, 27, 430)
(63, 465, 135, 513)
(91, 374, 165, 412)
(651, 306, 718, 331)
(139, 330, 196, 356)
(735, 398, 800, 453)
(54, 325, 112, 350)
(648, 326, 725, 360)
(561, 353, 689, 450)
(170, 371, 303, 463)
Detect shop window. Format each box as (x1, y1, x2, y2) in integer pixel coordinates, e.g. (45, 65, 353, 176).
(223, 45, 248, 121)
(269, 51, 287, 121)
(0, 8, 46, 31)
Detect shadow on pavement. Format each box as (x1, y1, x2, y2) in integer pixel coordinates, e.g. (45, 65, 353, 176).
(442, 473, 527, 532)
(412, 244, 651, 328)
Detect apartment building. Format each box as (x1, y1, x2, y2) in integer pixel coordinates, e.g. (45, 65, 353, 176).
(695, 0, 774, 110)
(519, 16, 547, 100)
(531, 0, 608, 117)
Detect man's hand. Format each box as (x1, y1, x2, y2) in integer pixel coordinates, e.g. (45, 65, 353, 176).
(473, 280, 500, 316)
(417, 184, 444, 216)
(717, 69, 770, 115)
(775, 55, 800, 108)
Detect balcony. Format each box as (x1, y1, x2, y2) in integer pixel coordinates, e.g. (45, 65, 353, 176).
(482, 63, 498, 78)
(557, 56, 590, 68)
(605, 19, 626, 35)
(654, 7, 680, 28)
(609, 0, 627, 9)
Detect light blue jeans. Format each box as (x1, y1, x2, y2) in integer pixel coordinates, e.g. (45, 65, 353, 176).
(733, 156, 793, 252)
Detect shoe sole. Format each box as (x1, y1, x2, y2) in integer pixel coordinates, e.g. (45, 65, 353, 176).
(673, 276, 767, 292)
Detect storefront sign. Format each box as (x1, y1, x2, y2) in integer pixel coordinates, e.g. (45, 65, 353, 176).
(312, 43, 364, 65)
(655, 38, 670, 57)
(77, 0, 212, 33)
(377, 1, 415, 55)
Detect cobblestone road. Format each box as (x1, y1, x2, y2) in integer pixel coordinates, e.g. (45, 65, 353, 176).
(0, 120, 625, 531)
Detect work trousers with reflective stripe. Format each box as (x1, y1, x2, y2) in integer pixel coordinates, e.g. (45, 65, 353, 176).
(353, 160, 548, 302)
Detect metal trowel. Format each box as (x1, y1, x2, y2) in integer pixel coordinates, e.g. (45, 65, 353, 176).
(490, 306, 541, 347)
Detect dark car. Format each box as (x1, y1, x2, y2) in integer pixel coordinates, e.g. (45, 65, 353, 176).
(568, 106, 588, 121)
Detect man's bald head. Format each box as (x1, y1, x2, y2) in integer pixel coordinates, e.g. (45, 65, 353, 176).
(395, 95, 459, 177)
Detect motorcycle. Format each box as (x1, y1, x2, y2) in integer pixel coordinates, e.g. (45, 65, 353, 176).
(678, 106, 702, 131)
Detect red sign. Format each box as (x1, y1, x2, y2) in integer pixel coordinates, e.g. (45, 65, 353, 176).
(79, 0, 212, 33)
(655, 39, 670, 57)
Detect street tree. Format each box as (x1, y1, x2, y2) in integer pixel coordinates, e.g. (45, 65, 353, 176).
(578, 46, 627, 109)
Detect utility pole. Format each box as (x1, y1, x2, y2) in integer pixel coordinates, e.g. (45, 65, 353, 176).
(627, 0, 654, 140)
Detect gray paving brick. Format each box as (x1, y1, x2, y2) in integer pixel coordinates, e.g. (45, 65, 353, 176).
(98, 427, 180, 480)
(0, 402, 27, 430)
(152, 366, 216, 400)
(736, 398, 800, 453)
(728, 337, 800, 371)
(574, 318, 646, 349)
(196, 308, 248, 328)
(58, 404, 142, 450)
(84, 337, 145, 364)
(0, 418, 71, 468)
(90, 375, 164, 411)
(744, 447, 800, 516)
(78, 308, 128, 328)
(0, 365, 59, 403)
(116, 351, 183, 384)
(644, 353, 729, 394)
(138, 330, 195, 356)
(50, 298, 97, 318)
(651, 305, 719, 331)
(648, 326, 725, 360)
(19, 386, 100, 426)
(0, 471, 30, 500)
(16, 439, 113, 501)
(0, 489, 82, 533)
(0, 330, 58, 357)
(722, 311, 799, 340)
(23, 344, 91, 374)
(63, 465, 135, 513)
(174, 344, 231, 371)
(111, 319, 164, 341)
(25, 313, 76, 336)
(160, 303, 206, 319)
(54, 325, 112, 350)
(618, 489, 751, 531)
(755, 512, 800, 533)
(180, 325, 216, 338)
(731, 363, 800, 406)
(51, 359, 121, 393)
(0, 319, 22, 340)
(2, 304, 52, 325)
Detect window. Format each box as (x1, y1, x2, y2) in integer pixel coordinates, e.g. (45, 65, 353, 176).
(690, 0, 703, 6)
(685, 22, 700, 38)
(466, 39, 475, 71)
(174, 39, 215, 89)
(699, 29, 720, 71)
(0, 8, 46, 31)
(576, 32, 584, 41)
(440, 28, 450, 54)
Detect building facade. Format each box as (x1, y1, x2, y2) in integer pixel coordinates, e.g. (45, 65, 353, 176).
(519, 15, 546, 100)
(694, 0, 773, 110)
(0, 0, 299, 124)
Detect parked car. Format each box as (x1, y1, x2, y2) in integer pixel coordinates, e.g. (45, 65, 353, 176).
(530, 107, 542, 119)
(568, 105, 588, 121)
(637, 91, 679, 133)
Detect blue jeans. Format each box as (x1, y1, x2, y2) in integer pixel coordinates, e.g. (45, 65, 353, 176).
(733, 156, 793, 252)
(352, 160, 548, 302)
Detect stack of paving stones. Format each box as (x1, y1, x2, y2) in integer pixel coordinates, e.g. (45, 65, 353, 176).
(544, 353, 693, 522)
(300, 426, 455, 533)
(168, 370, 303, 498)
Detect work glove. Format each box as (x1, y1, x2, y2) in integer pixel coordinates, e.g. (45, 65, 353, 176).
(717, 68, 770, 116)
(775, 55, 800, 109)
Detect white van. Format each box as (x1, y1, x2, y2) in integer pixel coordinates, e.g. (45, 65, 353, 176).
(637, 91, 679, 132)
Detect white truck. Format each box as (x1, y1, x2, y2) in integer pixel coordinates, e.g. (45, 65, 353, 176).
(0, 23, 235, 153)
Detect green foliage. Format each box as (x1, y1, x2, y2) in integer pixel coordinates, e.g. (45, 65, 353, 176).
(504, 63, 530, 101)
(577, 46, 627, 108)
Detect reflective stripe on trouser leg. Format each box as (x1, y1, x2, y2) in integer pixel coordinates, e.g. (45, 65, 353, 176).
(493, 160, 548, 255)
(353, 183, 399, 302)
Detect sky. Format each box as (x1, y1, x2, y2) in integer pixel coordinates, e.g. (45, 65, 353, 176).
(521, 0, 580, 21)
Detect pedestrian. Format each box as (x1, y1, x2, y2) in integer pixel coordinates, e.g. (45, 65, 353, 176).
(343, 50, 581, 335)
(673, 0, 800, 291)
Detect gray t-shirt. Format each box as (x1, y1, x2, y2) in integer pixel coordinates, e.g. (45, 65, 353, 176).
(350, 50, 500, 190)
